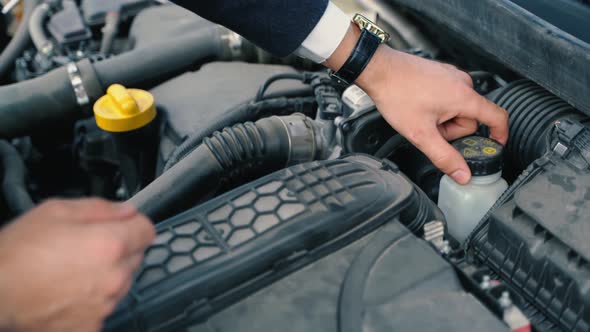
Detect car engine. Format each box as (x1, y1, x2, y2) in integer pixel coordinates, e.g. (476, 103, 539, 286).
(0, 0, 589, 331)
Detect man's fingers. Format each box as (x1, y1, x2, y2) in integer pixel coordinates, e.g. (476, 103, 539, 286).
(458, 71, 473, 87)
(53, 198, 137, 223)
(107, 215, 156, 255)
(123, 252, 144, 273)
(465, 93, 509, 145)
(105, 272, 133, 306)
(438, 118, 478, 141)
(410, 128, 471, 184)
(440, 63, 472, 87)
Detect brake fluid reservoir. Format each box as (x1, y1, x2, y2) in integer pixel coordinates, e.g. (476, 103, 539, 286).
(438, 136, 508, 243)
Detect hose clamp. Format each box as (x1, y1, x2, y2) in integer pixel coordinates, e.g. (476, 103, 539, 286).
(221, 30, 243, 60)
(278, 114, 317, 166)
(66, 63, 90, 106)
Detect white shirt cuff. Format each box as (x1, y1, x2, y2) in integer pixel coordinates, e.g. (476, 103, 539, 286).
(294, 2, 351, 63)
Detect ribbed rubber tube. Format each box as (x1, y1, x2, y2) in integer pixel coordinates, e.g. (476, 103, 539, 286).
(130, 115, 316, 222)
(489, 79, 584, 170)
(204, 122, 266, 172)
(162, 96, 316, 172)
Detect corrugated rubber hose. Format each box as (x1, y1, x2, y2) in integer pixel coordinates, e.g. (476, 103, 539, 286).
(130, 114, 320, 222)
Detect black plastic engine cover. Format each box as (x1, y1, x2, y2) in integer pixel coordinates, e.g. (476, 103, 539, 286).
(470, 131, 590, 331)
(338, 222, 508, 332)
(188, 221, 507, 332)
(105, 155, 416, 331)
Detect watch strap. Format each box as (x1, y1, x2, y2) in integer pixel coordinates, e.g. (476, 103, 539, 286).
(331, 29, 381, 85)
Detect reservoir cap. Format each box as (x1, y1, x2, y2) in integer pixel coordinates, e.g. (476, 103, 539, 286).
(93, 84, 156, 133)
(453, 136, 503, 176)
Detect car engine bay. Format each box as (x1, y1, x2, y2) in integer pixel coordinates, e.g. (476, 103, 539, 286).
(0, 0, 590, 331)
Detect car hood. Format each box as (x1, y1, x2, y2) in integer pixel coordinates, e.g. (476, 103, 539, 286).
(385, 0, 590, 116)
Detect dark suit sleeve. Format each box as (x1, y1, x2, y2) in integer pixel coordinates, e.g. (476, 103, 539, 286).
(172, 0, 330, 57)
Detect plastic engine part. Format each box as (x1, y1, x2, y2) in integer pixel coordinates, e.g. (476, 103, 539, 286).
(105, 155, 416, 331)
(339, 222, 509, 332)
(470, 122, 590, 331)
(48, 0, 92, 45)
(81, 0, 151, 25)
(187, 221, 507, 332)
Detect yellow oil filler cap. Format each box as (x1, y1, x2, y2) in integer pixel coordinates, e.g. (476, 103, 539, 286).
(93, 84, 156, 132)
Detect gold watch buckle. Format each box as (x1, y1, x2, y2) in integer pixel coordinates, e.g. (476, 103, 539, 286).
(352, 13, 390, 43)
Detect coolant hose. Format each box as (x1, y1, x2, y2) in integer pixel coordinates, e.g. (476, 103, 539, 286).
(0, 141, 33, 215)
(130, 114, 319, 221)
(29, 2, 52, 56)
(0, 0, 40, 81)
(0, 25, 227, 138)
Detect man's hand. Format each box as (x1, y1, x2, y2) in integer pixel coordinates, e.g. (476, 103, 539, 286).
(0, 199, 155, 332)
(326, 25, 509, 184)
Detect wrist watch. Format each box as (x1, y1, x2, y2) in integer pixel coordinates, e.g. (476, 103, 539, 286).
(330, 14, 390, 86)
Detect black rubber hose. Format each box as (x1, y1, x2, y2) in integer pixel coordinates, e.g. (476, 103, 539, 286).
(162, 96, 316, 172)
(0, 26, 227, 138)
(93, 25, 225, 88)
(374, 134, 406, 159)
(0, 66, 78, 138)
(254, 73, 305, 102)
(130, 115, 318, 221)
(0, 140, 34, 215)
(487, 79, 585, 171)
(0, 0, 40, 82)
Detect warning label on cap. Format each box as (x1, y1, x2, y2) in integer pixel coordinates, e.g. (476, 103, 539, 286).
(483, 147, 498, 155)
(463, 148, 478, 157)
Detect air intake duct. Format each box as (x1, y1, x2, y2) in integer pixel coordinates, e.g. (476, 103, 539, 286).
(487, 80, 586, 172)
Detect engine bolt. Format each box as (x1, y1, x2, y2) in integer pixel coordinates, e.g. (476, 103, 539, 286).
(480, 275, 491, 290)
(116, 186, 128, 200)
(440, 240, 451, 255)
(499, 291, 512, 309)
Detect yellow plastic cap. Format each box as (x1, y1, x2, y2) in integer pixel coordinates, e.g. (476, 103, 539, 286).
(93, 84, 156, 132)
